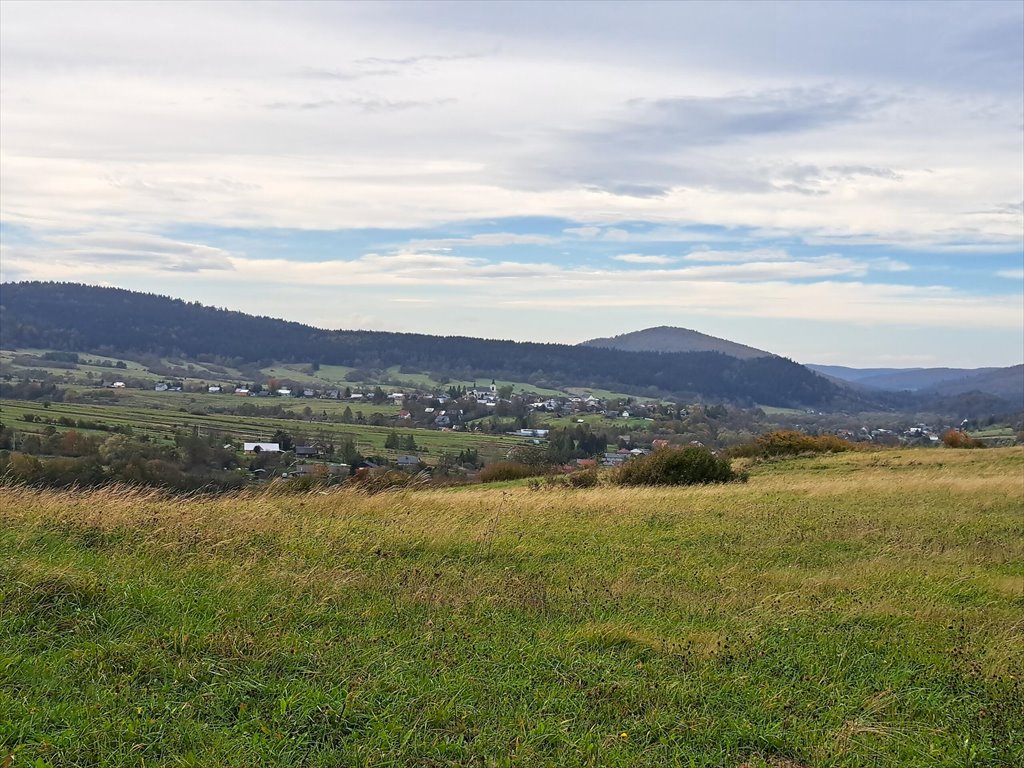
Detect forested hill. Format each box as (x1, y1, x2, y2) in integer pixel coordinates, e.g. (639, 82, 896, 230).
(582, 326, 771, 359)
(0, 282, 842, 407)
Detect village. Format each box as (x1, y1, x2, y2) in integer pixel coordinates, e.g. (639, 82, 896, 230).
(88, 377, 960, 480)
(99, 377, 959, 450)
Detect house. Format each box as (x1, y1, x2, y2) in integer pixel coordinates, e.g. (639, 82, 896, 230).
(276, 388, 292, 397)
(396, 455, 422, 468)
(154, 383, 169, 392)
(302, 389, 315, 398)
(208, 386, 222, 394)
(111, 381, 126, 388)
(234, 388, 250, 396)
(295, 445, 320, 458)
(510, 428, 549, 438)
(244, 442, 281, 453)
(530, 399, 560, 412)
(349, 393, 364, 401)
(397, 410, 411, 419)
(434, 412, 452, 427)
(601, 452, 629, 467)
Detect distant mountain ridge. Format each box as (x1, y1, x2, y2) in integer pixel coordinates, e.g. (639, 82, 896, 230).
(807, 364, 1023, 402)
(580, 326, 772, 359)
(0, 282, 842, 408)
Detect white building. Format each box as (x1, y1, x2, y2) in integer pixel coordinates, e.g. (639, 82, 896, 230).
(243, 442, 281, 453)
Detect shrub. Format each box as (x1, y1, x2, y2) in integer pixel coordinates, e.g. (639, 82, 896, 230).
(548, 467, 600, 489)
(613, 447, 737, 486)
(942, 429, 986, 449)
(725, 430, 857, 458)
(478, 461, 545, 483)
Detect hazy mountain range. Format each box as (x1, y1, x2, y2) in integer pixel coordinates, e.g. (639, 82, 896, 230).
(808, 364, 1024, 401)
(579, 325, 1021, 402)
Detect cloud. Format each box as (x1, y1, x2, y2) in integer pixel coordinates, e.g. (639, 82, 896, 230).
(663, 256, 868, 281)
(968, 201, 1024, 216)
(619, 87, 884, 148)
(996, 268, 1024, 280)
(533, 87, 890, 199)
(357, 251, 479, 272)
(0, 0, 1021, 367)
(296, 66, 399, 81)
(683, 248, 790, 263)
(612, 254, 677, 264)
(563, 226, 602, 238)
(348, 97, 458, 113)
(265, 99, 338, 111)
(3, 232, 235, 274)
(871, 258, 912, 272)
(585, 183, 669, 199)
(409, 233, 559, 249)
(354, 52, 487, 67)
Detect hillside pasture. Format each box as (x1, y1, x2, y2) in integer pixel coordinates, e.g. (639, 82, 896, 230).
(0, 398, 528, 463)
(1, 448, 1021, 766)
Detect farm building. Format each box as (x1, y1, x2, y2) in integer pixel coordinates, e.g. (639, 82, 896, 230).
(243, 442, 281, 453)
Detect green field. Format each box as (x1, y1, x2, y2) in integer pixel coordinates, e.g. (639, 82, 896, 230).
(543, 412, 653, 432)
(0, 398, 530, 464)
(2, 348, 662, 404)
(1, 448, 1021, 766)
(73, 389, 407, 420)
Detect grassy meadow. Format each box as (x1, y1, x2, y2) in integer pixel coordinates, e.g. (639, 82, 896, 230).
(1, 348, 645, 403)
(0, 398, 530, 465)
(1, 448, 1022, 767)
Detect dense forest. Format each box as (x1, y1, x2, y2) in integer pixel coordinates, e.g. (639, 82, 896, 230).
(3, 282, 844, 407)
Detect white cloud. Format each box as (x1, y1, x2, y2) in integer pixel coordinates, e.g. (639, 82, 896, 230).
(996, 268, 1024, 280)
(599, 228, 631, 242)
(408, 233, 559, 249)
(1, 3, 1020, 248)
(563, 226, 602, 238)
(611, 253, 677, 264)
(2, 232, 235, 273)
(870, 258, 912, 272)
(683, 248, 790, 262)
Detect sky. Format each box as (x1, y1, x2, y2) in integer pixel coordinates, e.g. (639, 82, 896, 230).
(1, 0, 1022, 368)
